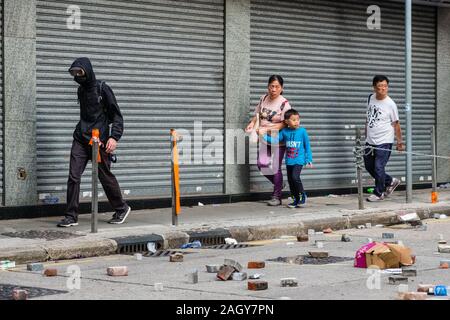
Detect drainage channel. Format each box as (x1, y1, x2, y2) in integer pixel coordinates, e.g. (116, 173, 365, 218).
(268, 255, 353, 265)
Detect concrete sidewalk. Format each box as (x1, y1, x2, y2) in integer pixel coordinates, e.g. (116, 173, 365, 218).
(1, 188, 450, 264)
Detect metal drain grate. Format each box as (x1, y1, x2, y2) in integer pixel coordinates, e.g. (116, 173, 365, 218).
(1, 230, 83, 240)
(113, 234, 164, 254)
(143, 250, 193, 257)
(203, 244, 257, 249)
(0, 284, 67, 300)
(268, 255, 353, 265)
(187, 228, 231, 246)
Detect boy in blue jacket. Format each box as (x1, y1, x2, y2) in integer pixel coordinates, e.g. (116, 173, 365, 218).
(260, 109, 313, 208)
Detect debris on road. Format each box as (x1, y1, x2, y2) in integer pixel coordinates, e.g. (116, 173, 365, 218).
(389, 276, 409, 285)
(401, 267, 417, 277)
(186, 269, 198, 284)
(341, 234, 352, 242)
(398, 292, 427, 300)
(27, 263, 44, 272)
(12, 289, 28, 300)
(280, 278, 298, 287)
(224, 259, 243, 272)
(248, 280, 268, 291)
(170, 253, 184, 262)
(248, 261, 265, 269)
(323, 228, 333, 234)
(297, 233, 309, 242)
(147, 242, 156, 253)
(225, 238, 238, 245)
(134, 253, 143, 261)
(417, 284, 435, 292)
(354, 242, 414, 269)
(232, 272, 247, 281)
(181, 240, 202, 249)
(438, 244, 450, 253)
(0, 260, 15, 270)
(216, 265, 235, 281)
(206, 264, 221, 273)
(44, 268, 58, 277)
(382, 233, 394, 239)
(107, 266, 128, 277)
(249, 273, 262, 279)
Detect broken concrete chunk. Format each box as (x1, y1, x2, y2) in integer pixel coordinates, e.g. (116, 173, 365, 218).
(438, 244, 450, 253)
(341, 234, 352, 242)
(224, 259, 243, 272)
(206, 264, 221, 273)
(401, 268, 417, 277)
(186, 269, 198, 284)
(398, 292, 427, 300)
(27, 263, 44, 272)
(297, 234, 309, 242)
(232, 272, 247, 281)
(382, 233, 394, 239)
(280, 278, 298, 287)
(417, 284, 435, 293)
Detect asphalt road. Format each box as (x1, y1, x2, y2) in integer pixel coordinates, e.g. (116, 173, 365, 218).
(1, 218, 450, 301)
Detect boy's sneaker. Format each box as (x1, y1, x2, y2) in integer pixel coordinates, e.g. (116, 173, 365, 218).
(109, 206, 131, 224)
(385, 178, 401, 197)
(298, 192, 307, 205)
(367, 194, 384, 202)
(287, 199, 299, 208)
(267, 197, 282, 206)
(57, 216, 78, 227)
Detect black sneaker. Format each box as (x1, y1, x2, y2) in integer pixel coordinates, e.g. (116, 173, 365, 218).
(109, 206, 131, 225)
(57, 216, 78, 227)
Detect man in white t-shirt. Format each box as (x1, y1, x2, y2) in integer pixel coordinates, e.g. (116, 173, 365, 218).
(364, 75, 405, 202)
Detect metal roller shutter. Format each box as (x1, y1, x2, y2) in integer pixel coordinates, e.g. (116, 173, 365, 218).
(36, 0, 224, 202)
(250, 0, 436, 192)
(0, 0, 3, 201)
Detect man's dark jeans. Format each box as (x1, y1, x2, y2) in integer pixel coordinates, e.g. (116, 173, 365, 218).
(363, 143, 393, 197)
(66, 139, 127, 220)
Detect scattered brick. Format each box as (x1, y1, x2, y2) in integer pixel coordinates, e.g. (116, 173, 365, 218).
(224, 259, 243, 272)
(27, 263, 44, 272)
(398, 292, 427, 300)
(280, 278, 298, 287)
(248, 280, 268, 291)
(438, 244, 450, 253)
(341, 234, 351, 242)
(308, 251, 329, 258)
(389, 276, 408, 285)
(107, 266, 128, 276)
(12, 289, 28, 300)
(323, 228, 333, 234)
(186, 270, 198, 284)
(382, 233, 394, 239)
(216, 265, 235, 281)
(439, 262, 449, 269)
(170, 253, 184, 262)
(297, 234, 309, 242)
(248, 261, 265, 269)
(44, 268, 58, 277)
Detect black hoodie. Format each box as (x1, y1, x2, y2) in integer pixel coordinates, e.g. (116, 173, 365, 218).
(69, 57, 124, 144)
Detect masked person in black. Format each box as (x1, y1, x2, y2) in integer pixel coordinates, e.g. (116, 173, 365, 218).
(58, 57, 131, 227)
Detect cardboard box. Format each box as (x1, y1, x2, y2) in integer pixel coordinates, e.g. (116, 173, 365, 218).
(365, 242, 413, 269)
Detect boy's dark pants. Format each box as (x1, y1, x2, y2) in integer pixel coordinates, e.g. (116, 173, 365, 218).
(286, 164, 304, 201)
(363, 143, 393, 197)
(66, 139, 127, 220)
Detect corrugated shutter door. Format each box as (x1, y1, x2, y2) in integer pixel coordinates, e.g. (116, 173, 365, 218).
(250, 0, 436, 192)
(0, 1, 3, 201)
(36, 0, 224, 201)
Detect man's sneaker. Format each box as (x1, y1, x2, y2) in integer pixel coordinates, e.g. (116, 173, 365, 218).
(367, 194, 385, 202)
(107, 212, 119, 224)
(385, 178, 401, 197)
(287, 199, 299, 208)
(57, 216, 78, 227)
(109, 206, 131, 224)
(298, 192, 307, 205)
(267, 197, 282, 206)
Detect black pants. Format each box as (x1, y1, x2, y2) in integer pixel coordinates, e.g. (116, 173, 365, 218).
(286, 165, 304, 201)
(66, 139, 127, 220)
(363, 143, 393, 197)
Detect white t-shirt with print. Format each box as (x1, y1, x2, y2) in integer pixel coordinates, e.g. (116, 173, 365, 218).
(366, 95, 399, 145)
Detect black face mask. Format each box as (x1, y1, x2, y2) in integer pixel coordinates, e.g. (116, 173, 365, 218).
(74, 76, 87, 84)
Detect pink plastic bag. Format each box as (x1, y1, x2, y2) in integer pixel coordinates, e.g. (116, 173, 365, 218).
(354, 242, 377, 268)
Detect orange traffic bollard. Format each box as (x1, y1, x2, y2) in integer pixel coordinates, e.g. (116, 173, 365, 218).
(170, 129, 181, 225)
(431, 191, 438, 204)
